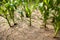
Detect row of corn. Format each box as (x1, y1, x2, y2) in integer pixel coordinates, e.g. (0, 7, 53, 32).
(0, 0, 60, 38)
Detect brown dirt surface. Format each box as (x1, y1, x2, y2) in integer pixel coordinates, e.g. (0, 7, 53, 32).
(0, 10, 60, 40)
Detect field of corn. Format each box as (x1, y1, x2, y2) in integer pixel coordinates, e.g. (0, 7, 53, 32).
(0, 0, 60, 40)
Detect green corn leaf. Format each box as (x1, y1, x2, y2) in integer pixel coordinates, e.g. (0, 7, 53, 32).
(44, 0, 50, 5)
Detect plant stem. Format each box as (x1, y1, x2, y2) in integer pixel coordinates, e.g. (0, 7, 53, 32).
(30, 13, 31, 26)
(6, 16, 11, 27)
(44, 22, 46, 28)
(52, 17, 55, 23)
(9, 11, 16, 25)
(12, 13, 17, 25)
(54, 27, 59, 38)
(21, 16, 23, 21)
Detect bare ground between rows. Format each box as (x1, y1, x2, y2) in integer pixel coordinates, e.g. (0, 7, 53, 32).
(0, 10, 60, 40)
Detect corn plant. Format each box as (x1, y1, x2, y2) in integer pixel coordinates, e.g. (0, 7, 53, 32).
(0, 0, 11, 26)
(0, 5, 11, 27)
(25, 5, 32, 26)
(38, 0, 60, 37)
(38, 0, 49, 28)
(0, 0, 20, 27)
(22, 1, 32, 26)
(52, 0, 60, 38)
(42, 0, 60, 37)
(18, 10, 24, 21)
(4, 0, 21, 26)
